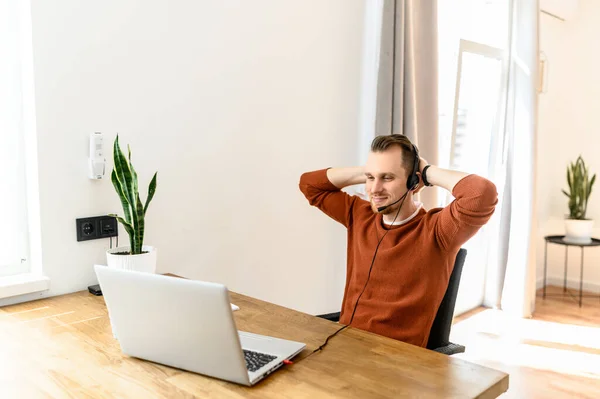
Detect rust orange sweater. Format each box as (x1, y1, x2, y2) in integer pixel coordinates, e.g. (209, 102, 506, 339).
(299, 169, 498, 347)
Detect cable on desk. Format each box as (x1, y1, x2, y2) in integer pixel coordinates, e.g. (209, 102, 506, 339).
(291, 324, 350, 365)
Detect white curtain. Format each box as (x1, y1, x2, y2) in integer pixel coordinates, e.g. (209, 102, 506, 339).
(484, 0, 539, 317)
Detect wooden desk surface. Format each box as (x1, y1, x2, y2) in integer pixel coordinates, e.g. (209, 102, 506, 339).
(0, 285, 509, 398)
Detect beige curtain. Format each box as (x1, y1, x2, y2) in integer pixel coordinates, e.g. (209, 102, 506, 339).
(375, 0, 439, 210)
(484, 0, 539, 317)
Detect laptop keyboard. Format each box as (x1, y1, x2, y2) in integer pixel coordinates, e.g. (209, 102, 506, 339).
(243, 349, 277, 372)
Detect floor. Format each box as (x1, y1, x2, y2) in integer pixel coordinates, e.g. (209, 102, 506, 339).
(450, 285, 600, 399)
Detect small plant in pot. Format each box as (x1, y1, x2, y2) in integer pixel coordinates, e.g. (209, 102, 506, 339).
(106, 135, 158, 272)
(562, 155, 596, 244)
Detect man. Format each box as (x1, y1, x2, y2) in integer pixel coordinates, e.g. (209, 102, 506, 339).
(299, 134, 497, 347)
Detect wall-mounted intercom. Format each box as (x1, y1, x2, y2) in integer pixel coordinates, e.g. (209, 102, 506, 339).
(89, 132, 106, 179)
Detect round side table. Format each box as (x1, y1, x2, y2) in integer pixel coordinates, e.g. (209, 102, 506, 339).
(542, 235, 600, 307)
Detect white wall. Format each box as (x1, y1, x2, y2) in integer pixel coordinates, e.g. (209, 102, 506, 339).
(538, 0, 600, 291)
(1, 0, 369, 313)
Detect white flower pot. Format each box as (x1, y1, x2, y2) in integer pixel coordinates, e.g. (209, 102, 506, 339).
(564, 219, 594, 244)
(106, 245, 157, 273)
(104, 245, 157, 340)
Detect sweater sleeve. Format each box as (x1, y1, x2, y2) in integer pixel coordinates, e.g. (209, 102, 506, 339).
(299, 168, 358, 228)
(434, 174, 498, 251)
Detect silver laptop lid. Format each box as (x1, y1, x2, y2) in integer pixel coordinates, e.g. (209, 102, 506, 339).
(94, 265, 250, 385)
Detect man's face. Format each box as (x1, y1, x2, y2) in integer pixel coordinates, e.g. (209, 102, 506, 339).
(365, 147, 409, 214)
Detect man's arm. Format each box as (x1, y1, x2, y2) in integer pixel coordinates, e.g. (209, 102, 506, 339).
(417, 159, 498, 251)
(421, 165, 468, 193)
(414, 158, 468, 193)
(299, 167, 364, 227)
(326, 166, 365, 189)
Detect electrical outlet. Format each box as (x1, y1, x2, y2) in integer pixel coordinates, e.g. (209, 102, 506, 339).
(99, 217, 118, 237)
(76, 216, 118, 242)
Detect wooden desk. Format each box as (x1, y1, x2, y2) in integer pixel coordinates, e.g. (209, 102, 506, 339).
(0, 286, 508, 398)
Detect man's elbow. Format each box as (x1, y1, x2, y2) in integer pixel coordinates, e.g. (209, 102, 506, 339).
(482, 178, 498, 203)
(299, 172, 321, 204)
(299, 171, 309, 186)
(476, 178, 499, 216)
(299, 172, 311, 196)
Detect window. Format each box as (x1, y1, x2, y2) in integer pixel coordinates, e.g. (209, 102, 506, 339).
(449, 40, 505, 183)
(0, 0, 35, 277)
(438, 0, 510, 179)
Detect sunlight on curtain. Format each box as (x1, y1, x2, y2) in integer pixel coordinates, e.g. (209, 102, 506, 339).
(0, 0, 30, 274)
(438, 0, 538, 317)
(437, 0, 510, 314)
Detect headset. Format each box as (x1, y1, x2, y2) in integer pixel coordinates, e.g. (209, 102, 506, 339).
(308, 140, 422, 357)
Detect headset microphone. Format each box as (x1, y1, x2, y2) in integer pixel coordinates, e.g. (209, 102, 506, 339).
(376, 190, 409, 212)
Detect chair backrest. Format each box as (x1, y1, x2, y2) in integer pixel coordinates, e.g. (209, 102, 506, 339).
(426, 248, 467, 350)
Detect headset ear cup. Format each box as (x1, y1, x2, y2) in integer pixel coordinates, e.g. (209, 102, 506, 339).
(406, 144, 420, 190)
(407, 175, 419, 190)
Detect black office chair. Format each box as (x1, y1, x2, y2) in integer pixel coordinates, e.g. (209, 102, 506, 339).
(316, 248, 467, 356)
(426, 248, 467, 355)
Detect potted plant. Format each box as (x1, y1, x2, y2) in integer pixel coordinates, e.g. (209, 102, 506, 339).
(106, 135, 158, 272)
(562, 155, 596, 243)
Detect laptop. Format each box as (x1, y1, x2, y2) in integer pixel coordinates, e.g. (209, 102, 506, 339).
(94, 265, 306, 386)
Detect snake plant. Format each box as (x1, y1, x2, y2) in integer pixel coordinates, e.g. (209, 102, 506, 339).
(110, 135, 157, 254)
(562, 156, 595, 220)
